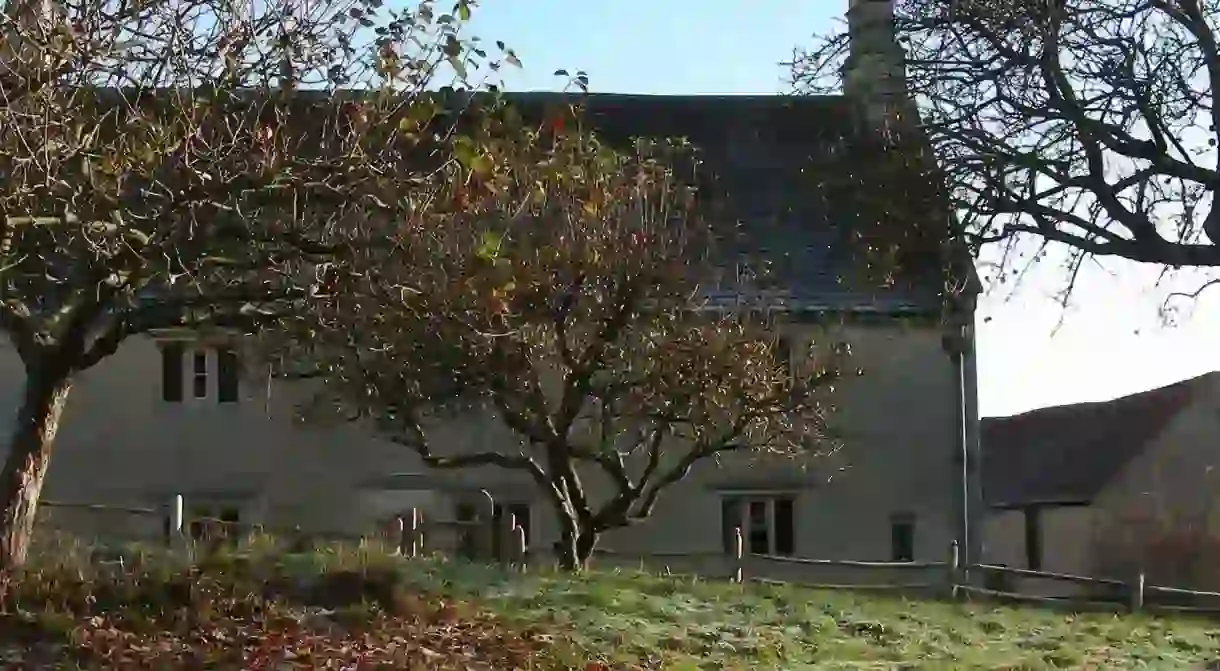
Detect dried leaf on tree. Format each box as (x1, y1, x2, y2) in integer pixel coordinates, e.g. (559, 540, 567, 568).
(281, 102, 846, 569)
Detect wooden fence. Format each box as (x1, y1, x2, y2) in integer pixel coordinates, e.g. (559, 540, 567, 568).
(963, 562, 1220, 616)
(36, 496, 526, 565)
(36, 498, 1220, 616)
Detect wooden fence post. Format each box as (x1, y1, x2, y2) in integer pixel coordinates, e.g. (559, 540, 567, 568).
(947, 540, 961, 600)
(1129, 570, 1145, 613)
(407, 507, 420, 558)
(732, 526, 744, 584)
(391, 515, 405, 555)
(166, 494, 184, 549)
(478, 490, 496, 562)
(514, 523, 527, 571)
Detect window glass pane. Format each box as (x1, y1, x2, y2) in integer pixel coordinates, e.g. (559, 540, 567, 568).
(455, 503, 477, 558)
(217, 348, 239, 403)
(775, 496, 795, 555)
(161, 343, 184, 402)
(492, 504, 505, 558)
(192, 352, 208, 398)
(890, 513, 915, 562)
(748, 499, 769, 555)
(721, 497, 742, 554)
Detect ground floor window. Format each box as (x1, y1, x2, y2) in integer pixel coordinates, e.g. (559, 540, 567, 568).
(890, 512, 916, 562)
(493, 502, 531, 557)
(454, 502, 479, 559)
(187, 504, 242, 543)
(721, 494, 795, 556)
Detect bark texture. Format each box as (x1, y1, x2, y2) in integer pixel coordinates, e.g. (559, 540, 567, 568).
(0, 369, 72, 571)
(554, 512, 598, 572)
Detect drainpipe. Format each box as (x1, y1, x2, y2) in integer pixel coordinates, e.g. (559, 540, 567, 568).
(942, 311, 976, 573)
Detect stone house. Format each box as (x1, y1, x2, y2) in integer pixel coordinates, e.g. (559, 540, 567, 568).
(0, 0, 985, 573)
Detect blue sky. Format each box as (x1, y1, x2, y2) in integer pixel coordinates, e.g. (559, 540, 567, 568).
(464, 1, 827, 95)
(465, 0, 1220, 418)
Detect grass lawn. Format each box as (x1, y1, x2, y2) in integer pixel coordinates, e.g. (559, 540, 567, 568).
(401, 559, 1220, 670)
(1, 537, 1218, 669)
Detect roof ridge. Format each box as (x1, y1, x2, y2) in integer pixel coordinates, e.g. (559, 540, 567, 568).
(986, 370, 1219, 422)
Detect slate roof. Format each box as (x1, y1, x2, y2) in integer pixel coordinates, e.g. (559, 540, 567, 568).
(981, 372, 1218, 509)
(498, 93, 959, 314)
(85, 88, 964, 314)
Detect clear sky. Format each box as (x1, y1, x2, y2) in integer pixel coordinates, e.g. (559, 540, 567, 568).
(464, 0, 1220, 418)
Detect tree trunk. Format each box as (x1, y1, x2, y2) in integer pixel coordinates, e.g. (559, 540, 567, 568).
(0, 367, 73, 571)
(554, 512, 598, 572)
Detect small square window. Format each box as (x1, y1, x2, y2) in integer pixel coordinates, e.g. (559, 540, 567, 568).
(890, 513, 915, 562)
(161, 343, 241, 404)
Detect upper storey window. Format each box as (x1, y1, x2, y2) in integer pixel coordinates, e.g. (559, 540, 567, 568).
(160, 342, 239, 403)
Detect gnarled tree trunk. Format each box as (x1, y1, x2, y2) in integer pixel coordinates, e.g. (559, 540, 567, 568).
(0, 365, 72, 571)
(554, 511, 598, 572)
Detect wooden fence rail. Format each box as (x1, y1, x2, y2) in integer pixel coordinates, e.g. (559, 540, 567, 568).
(970, 563, 1127, 587)
(41, 501, 160, 516)
(36, 498, 1220, 616)
(751, 554, 946, 570)
(963, 562, 1220, 616)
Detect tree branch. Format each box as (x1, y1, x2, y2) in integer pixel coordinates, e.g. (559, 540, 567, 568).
(388, 419, 545, 474)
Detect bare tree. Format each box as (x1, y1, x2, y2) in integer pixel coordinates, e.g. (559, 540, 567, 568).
(792, 0, 1220, 298)
(281, 106, 844, 570)
(0, 0, 510, 569)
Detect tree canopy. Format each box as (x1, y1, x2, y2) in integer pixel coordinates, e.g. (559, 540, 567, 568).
(792, 0, 1220, 301)
(279, 104, 846, 569)
(0, 0, 511, 569)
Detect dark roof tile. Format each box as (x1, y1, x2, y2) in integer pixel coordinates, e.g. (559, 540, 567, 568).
(981, 372, 1217, 508)
(501, 93, 954, 311)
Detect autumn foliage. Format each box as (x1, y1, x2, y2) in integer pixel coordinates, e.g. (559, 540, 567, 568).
(282, 101, 844, 570)
(0, 0, 514, 571)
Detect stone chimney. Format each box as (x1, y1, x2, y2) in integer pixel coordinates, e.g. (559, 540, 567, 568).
(841, 0, 910, 130)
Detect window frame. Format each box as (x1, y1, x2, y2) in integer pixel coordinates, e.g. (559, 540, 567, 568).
(721, 493, 797, 557)
(157, 337, 241, 405)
